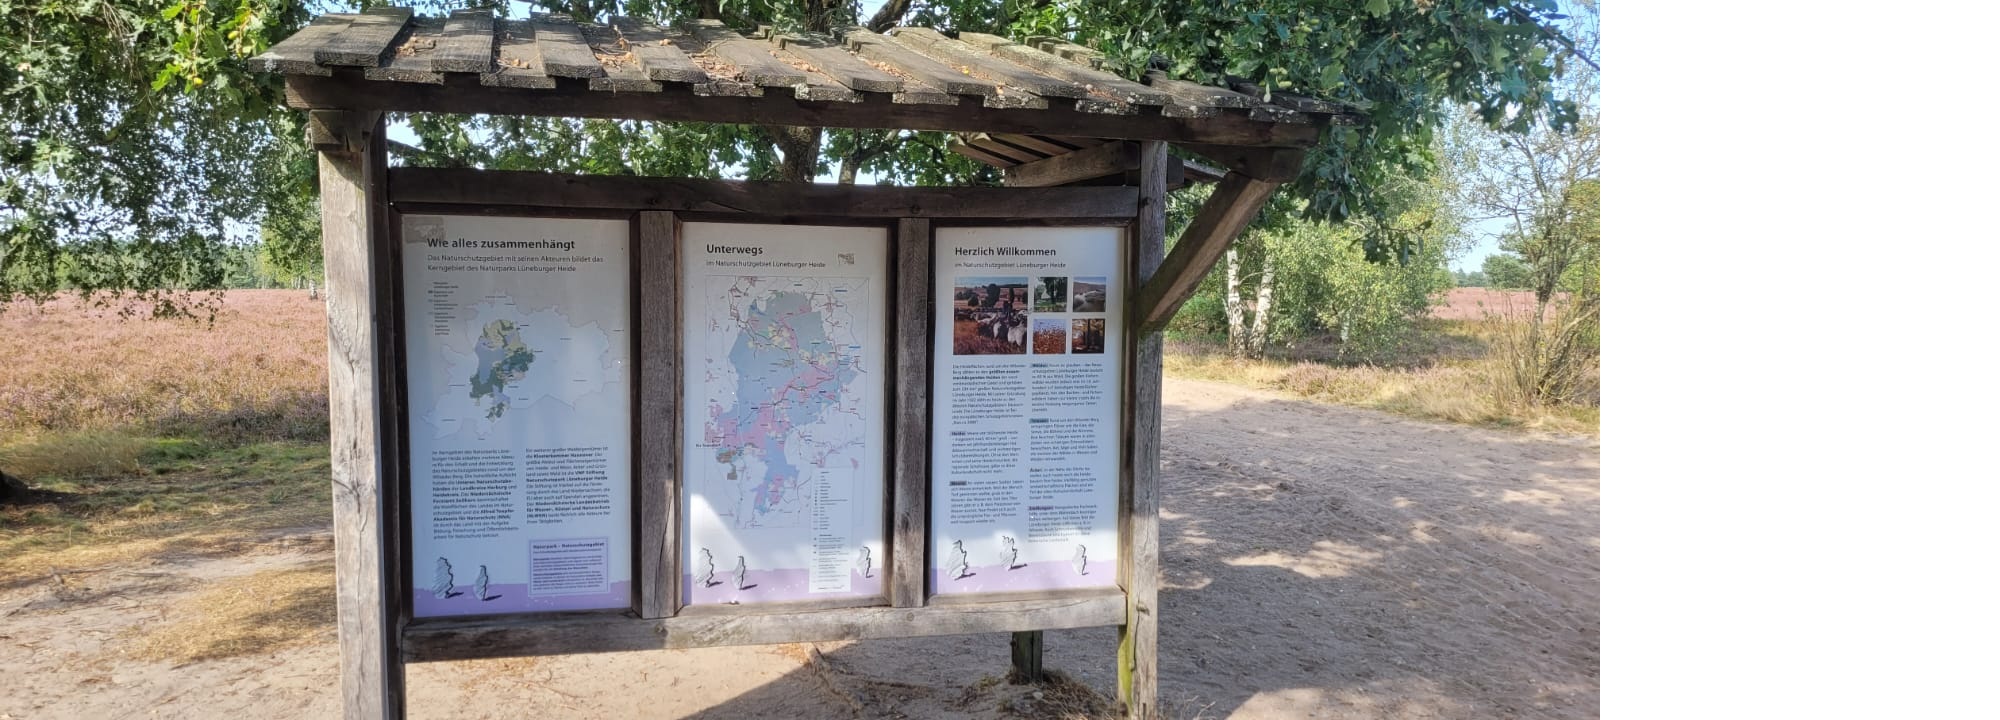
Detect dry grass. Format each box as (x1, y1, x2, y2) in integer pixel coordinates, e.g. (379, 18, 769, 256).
(127, 565, 337, 663)
(0, 290, 334, 585)
(1165, 318, 1598, 436)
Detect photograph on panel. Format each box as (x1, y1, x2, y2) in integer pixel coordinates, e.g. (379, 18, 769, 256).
(951, 276, 1030, 355)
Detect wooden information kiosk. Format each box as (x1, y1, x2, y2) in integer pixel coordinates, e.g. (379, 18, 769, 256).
(253, 8, 1349, 718)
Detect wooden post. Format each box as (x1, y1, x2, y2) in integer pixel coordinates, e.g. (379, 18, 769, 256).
(318, 110, 405, 720)
(891, 218, 932, 608)
(1010, 630, 1045, 683)
(1118, 140, 1168, 720)
(638, 211, 680, 618)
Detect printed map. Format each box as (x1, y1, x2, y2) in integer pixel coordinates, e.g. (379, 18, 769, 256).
(700, 276, 869, 529)
(425, 300, 616, 439)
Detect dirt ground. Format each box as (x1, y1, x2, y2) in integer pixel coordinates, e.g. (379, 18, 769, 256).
(0, 377, 1598, 719)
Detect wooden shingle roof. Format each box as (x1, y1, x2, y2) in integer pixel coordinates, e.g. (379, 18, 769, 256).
(255, 8, 1360, 155)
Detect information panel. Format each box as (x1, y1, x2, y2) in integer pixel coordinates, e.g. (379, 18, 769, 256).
(930, 227, 1124, 595)
(400, 215, 633, 618)
(681, 222, 889, 605)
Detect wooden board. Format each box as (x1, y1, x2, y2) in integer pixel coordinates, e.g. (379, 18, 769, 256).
(483, 19, 554, 89)
(892, 218, 932, 609)
(429, 9, 494, 73)
(532, 14, 606, 79)
(885, 27, 1068, 109)
(385, 167, 1141, 219)
(580, 22, 663, 93)
(253, 14, 354, 75)
(683, 19, 806, 88)
(315, 7, 413, 67)
(837, 26, 999, 98)
(1119, 140, 1169, 720)
(1003, 140, 1139, 187)
(363, 16, 444, 84)
(956, 32, 1169, 107)
(638, 212, 678, 619)
(609, 16, 708, 83)
(402, 590, 1128, 662)
(1132, 172, 1284, 331)
(773, 33, 904, 93)
(318, 110, 406, 720)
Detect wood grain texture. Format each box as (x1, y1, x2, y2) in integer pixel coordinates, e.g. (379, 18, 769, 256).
(638, 211, 677, 619)
(608, 16, 708, 83)
(956, 32, 1168, 107)
(428, 9, 494, 73)
(285, 74, 1328, 147)
(891, 218, 931, 609)
(1118, 140, 1169, 720)
(1132, 172, 1283, 331)
(532, 14, 606, 79)
(772, 33, 903, 92)
(837, 26, 998, 98)
(253, 14, 353, 75)
(319, 111, 405, 720)
(580, 22, 663, 93)
(1002, 140, 1138, 187)
(315, 7, 412, 67)
(889, 27, 1082, 101)
(1176, 143, 1308, 181)
(386, 167, 1140, 219)
(401, 591, 1127, 662)
(483, 19, 554, 89)
(684, 19, 806, 88)
(363, 16, 444, 84)
(946, 136, 1019, 167)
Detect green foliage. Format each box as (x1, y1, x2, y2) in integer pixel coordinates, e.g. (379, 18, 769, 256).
(1481, 252, 1531, 289)
(1451, 269, 1487, 287)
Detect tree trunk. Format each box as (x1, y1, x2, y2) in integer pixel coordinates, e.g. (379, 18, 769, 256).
(767, 126, 824, 183)
(1247, 252, 1276, 358)
(1223, 247, 1246, 357)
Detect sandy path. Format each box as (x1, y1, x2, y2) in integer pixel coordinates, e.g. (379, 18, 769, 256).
(1, 377, 1598, 719)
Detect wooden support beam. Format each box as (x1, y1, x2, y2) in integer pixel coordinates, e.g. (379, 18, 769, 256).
(1011, 630, 1045, 683)
(1003, 140, 1137, 187)
(637, 211, 679, 619)
(1118, 139, 1169, 720)
(1177, 143, 1307, 182)
(319, 110, 405, 720)
(1133, 172, 1284, 332)
(891, 218, 932, 609)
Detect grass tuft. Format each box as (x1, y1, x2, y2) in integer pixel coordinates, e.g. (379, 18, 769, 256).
(127, 566, 337, 663)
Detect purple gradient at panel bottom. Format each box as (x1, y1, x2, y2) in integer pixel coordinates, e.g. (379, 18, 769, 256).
(413, 581, 632, 618)
(683, 568, 884, 605)
(931, 560, 1117, 595)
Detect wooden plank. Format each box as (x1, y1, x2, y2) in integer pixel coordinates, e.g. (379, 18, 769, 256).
(315, 7, 413, 67)
(402, 591, 1128, 662)
(1028, 36, 1104, 68)
(946, 135, 1018, 167)
(253, 14, 354, 75)
(1011, 630, 1045, 682)
(638, 212, 677, 619)
(483, 19, 554, 89)
(1140, 70, 1259, 109)
(885, 27, 1072, 109)
(1132, 172, 1283, 331)
(837, 27, 999, 98)
(284, 75, 1331, 147)
(891, 218, 931, 609)
(532, 13, 606, 79)
(364, 16, 444, 84)
(1225, 75, 1350, 116)
(956, 32, 1169, 107)
(429, 9, 494, 73)
(1119, 139, 1169, 720)
(1004, 140, 1139, 187)
(772, 32, 903, 92)
(965, 133, 1043, 164)
(385, 168, 1141, 218)
(608, 16, 708, 84)
(318, 110, 405, 720)
(992, 133, 1079, 156)
(683, 19, 806, 88)
(580, 22, 662, 93)
(675, 595, 885, 617)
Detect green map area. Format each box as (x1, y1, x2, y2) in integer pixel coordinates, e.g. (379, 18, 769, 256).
(468, 319, 536, 419)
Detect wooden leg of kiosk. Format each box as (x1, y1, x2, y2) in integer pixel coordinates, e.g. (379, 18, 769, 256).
(317, 110, 406, 720)
(1011, 630, 1046, 683)
(1119, 140, 1169, 720)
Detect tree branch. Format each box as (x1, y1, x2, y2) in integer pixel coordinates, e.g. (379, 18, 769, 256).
(1507, 5, 1600, 72)
(866, 0, 916, 33)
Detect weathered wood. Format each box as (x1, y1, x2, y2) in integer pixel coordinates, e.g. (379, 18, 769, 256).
(675, 595, 885, 617)
(386, 168, 1141, 218)
(1011, 630, 1045, 683)
(1177, 143, 1308, 182)
(886, 27, 1072, 109)
(684, 19, 806, 88)
(772, 33, 903, 92)
(483, 19, 554, 89)
(580, 22, 663, 93)
(1118, 140, 1169, 720)
(532, 14, 606, 79)
(638, 211, 677, 619)
(1028, 36, 1104, 68)
(428, 9, 494, 73)
(1141, 70, 1259, 109)
(892, 218, 931, 609)
(1003, 140, 1138, 187)
(319, 110, 405, 720)
(608, 16, 708, 83)
(946, 135, 1019, 167)
(957, 32, 1169, 107)
(364, 17, 444, 84)
(253, 14, 354, 75)
(402, 591, 1128, 662)
(964, 133, 1043, 164)
(285, 74, 1329, 148)
(1133, 172, 1283, 331)
(836, 26, 999, 98)
(1225, 75, 1352, 117)
(315, 7, 413, 67)
(991, 133, 1080, 156)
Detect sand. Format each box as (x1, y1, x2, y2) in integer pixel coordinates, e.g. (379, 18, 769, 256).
(0, 377, 1598, 719)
